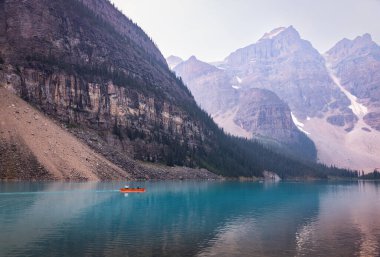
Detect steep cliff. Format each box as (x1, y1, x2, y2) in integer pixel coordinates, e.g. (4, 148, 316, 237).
(0, 86, 129, 180)
(326, 34, 380, 131)
(236, 88, 316, 160)
(0, 0, 204, 168)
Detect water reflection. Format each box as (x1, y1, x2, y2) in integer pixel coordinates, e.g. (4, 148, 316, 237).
(295, 181, 380, 257)
(0, 181, 379, 256)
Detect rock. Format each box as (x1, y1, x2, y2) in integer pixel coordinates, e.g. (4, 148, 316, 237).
(222, 26, 352, 122)
(364, 112, 380, 131)
(362, 127, 371, 132)
(327, 34, 380, 130)
(263, 170, 281, 181)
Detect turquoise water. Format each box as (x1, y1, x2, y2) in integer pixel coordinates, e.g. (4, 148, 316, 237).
(1, 181, 380, 257)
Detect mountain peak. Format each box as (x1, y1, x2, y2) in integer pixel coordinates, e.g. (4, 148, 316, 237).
(353, 33, 374, 46)
(188, 55, 198, 61)
(327, 33, 379, 58)
(167, 55, 183, 60)
(166, 55, 183, 69)
(174, 56, 218, 81)
(259, 26, 300, 41)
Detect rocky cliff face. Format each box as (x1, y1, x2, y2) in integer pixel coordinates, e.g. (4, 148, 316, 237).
(0, 0, 210, 169)
(221, 26, 354, 129)
(234, 88, 316, 160)
(235, 88, 298, 143)
(326, 34, 380, 131)
(172, 55, 316, 161)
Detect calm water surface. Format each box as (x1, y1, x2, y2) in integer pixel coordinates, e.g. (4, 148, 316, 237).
(1, 181, 380, 257)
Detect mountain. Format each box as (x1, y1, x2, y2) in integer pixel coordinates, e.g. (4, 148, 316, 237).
(0, 0, 343, 179)
(233, 88, 316, 160)
(170, 26, 380, 171)
(0, 86, 129, 180)
(171, 31, 318, 161)
(326, 34, 380, 131)
(166, 55, 183, 70)
(173, 56, 238, 115)
(221, 26, 355, 130)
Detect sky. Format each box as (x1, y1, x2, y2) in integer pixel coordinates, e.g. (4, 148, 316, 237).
(111, 0, 380, 62)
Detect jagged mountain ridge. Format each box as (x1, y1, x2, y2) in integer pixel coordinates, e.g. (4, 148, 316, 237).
(326, 34, 380, 131)
(172, 42, 317, 161)
(0, 0, 336, 179)
(221, 26, 355, 130)
(169, 26, 380, 171)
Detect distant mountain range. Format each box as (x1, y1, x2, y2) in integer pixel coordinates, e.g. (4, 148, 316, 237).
(168, 26, 380, 171)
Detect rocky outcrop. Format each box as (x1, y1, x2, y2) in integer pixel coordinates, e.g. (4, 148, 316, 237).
(326, 34, 380, 131)
(0, 0, 208, 169)
(0, 86, 128, 180)
(235, 88, 317, 160)
(235, 88, 299, 143)
(1, 66, 203, 165)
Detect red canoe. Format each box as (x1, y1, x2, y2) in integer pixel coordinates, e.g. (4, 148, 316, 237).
(119, 188, 146, 193)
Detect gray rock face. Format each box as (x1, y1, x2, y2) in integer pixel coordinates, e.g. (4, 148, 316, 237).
(221, 26, 353, 126)
(326, 34, 380, 130)
(235, 88, 299, 143)
(0, 0, 216, 168)
(171, 55, 317, 161)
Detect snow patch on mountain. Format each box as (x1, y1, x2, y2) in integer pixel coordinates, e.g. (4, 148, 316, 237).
(325, 61, 368, 118)
(291, 112, 310, 135)
(236, 76, 242, 84)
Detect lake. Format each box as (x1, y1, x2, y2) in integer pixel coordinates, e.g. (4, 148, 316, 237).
(1, 181, 380, 257)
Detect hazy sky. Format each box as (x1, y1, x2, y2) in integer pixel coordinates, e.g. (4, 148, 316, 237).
(111, 0, 380, 62)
